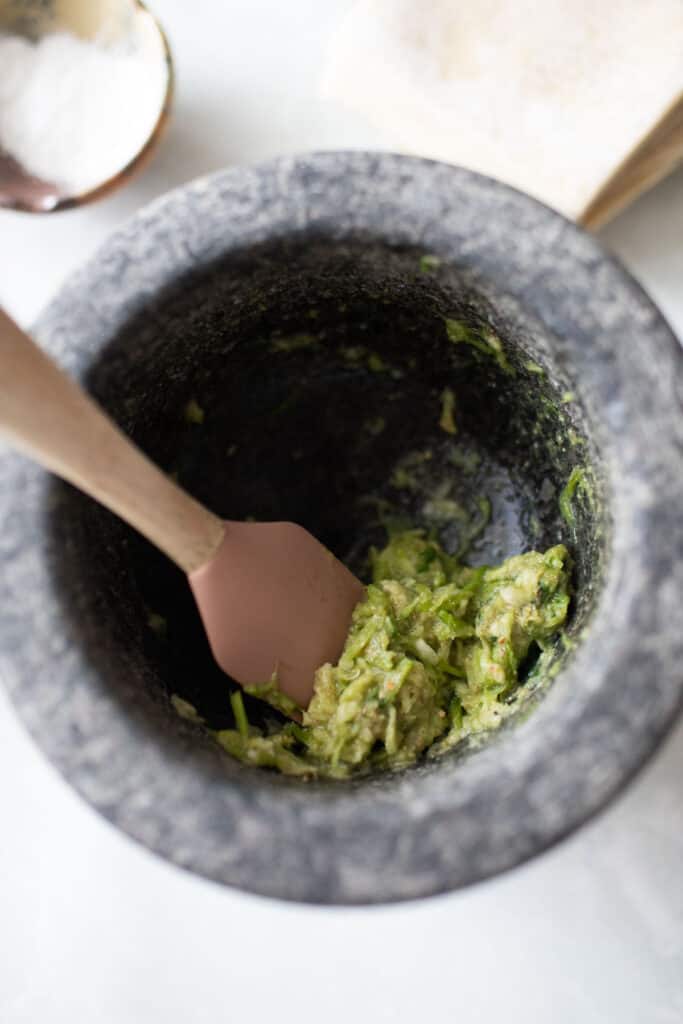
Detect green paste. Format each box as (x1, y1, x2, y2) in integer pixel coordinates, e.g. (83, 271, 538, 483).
(215, 531, 571, 779)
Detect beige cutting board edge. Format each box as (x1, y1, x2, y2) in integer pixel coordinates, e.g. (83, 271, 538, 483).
(323, 0, 683, 226)
(579, 89, 683, 229)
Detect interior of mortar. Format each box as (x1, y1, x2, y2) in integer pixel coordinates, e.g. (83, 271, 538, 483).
(47, 236, 606, 780)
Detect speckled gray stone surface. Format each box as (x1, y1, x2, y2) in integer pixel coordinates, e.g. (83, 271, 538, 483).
(1, 153, 682, 904)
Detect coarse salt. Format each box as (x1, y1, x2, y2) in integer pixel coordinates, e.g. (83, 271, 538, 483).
(0, 30, 168, 195)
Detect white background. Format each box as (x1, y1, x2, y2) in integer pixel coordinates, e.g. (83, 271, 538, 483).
(1, 2, 682, 1021)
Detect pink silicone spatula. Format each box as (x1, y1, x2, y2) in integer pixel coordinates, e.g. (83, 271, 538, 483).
(0, 307, 365, 707)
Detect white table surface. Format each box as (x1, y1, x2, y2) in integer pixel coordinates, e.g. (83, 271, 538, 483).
(1, 2, 682, 1021)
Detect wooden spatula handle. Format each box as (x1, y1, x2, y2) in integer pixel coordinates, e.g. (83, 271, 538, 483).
(0, 307, 225, 574)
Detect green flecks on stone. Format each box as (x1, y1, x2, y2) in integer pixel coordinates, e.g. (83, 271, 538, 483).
(455, 495, 492, 558)
(525, 360, 544, 375)
(390, 449, 433, 491)
(447, 446, 481, 474)
(445, 318, 486, 349)
(559, 466, 591, 527)
(184, 398, 205, 425)
(341, 345, 364, 362)
(419, 253, 442, 273)
(439, 387, 457, 435)
(483, 329, 514, 374)
(445, 318, 514, 375)
(392, 467, 417, 490)
(170, 694, 204, 723)
(422, 490, 467, 525)
(270, 333, 317, 352)
(364, 416, 386, 437)
(355, 495, 408, 538)
(561, 391, 575, 404)
(476, 495, 491, 527)
(147, 612, 167, 637)
(341, 345, 395, 375)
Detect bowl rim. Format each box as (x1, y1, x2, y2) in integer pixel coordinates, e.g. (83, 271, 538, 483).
(1, 151, 682, 904)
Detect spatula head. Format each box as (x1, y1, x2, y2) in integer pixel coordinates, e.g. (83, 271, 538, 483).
(188, 521, 365, 708)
